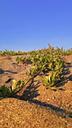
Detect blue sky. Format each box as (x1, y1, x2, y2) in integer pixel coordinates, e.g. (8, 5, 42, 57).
(0, 0, 72, 51)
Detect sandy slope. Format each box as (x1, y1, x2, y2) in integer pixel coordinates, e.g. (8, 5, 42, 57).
(0, 55, 72, 128)
(0, 98, 72, 128)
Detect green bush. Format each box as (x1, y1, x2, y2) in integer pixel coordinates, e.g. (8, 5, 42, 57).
(29, 46, 66, 88)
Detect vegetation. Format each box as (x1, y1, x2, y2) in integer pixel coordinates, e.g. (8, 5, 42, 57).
(0, 80, 25, 97)
(30, 47, 66, 87)
(0, 46, 72, 56)
(16, 45, 67, 87)
(0, 45, 70, 98)
(63, 48, 72, 55)
(0, 50, 27, 56)
(16, 56, 26, 64)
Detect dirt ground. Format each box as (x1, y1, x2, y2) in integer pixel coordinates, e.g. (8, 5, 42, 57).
(0, 55, 72, 128)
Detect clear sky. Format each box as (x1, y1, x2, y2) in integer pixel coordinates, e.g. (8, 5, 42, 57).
(0, 0, 72, 51)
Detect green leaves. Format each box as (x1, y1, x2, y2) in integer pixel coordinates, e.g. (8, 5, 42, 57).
(0, 85, 11, 97)
(29, 46, 66, 88)
(0, 50, 26, 56)
(11, 79, 25, 92)
(15, 46, 67, 88)
(0, 80, 25, 98)
(16, 57, 26, 64)
(0, 45, 69, 98)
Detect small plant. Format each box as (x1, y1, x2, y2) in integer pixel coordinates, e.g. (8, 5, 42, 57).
(16, 56, 32, 64)
(11, 79, 25, 92)
(0, 85, 11, 97)
(0, 80, 25, 98)
(16, 56, 25, 64)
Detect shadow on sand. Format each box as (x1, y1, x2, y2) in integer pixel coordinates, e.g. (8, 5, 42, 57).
(0, 63, 72, 119)
(12, 81, 72, 119)
(0, 68, 17, 74)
